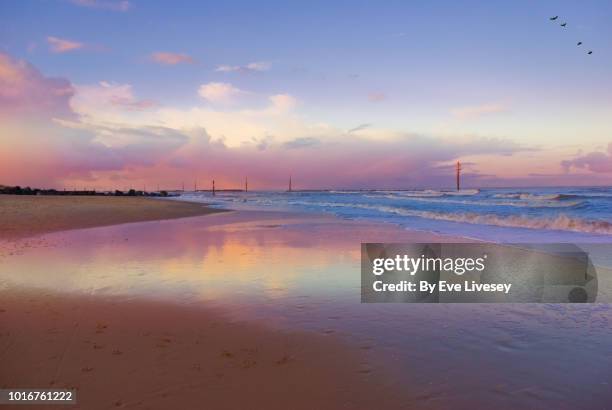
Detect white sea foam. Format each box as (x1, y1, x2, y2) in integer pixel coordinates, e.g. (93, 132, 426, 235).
(374, 194, 582, 208)
(372, 206, 612, 235)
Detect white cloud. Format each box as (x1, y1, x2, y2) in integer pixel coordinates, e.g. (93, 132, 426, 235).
(70, 0, 131, 12)
(268, 94, 297, 112)
(197, 82, 245, 104)
(215, 61, 271, 73)
(70, 81, 156, 124)
(65, 78, 305, 148)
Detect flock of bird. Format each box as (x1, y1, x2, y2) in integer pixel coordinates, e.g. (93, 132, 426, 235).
(549, 16, 593, 55)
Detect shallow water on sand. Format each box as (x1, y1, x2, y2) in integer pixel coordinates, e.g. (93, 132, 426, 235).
(1, 211, 611, 408)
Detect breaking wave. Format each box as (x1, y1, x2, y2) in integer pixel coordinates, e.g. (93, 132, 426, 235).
(283, 201, 610, 235)
(176, 186, 612, 239)
(493, 193, 580, 201)
(374, 195, 583, 209)
(374, 207, 612, 235)
(394, 189, 480, 198)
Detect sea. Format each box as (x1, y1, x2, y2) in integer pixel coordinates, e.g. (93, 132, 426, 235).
(175, 186, 612, 243)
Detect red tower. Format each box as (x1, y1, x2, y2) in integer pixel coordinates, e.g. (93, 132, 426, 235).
(456, 161, 461, 191)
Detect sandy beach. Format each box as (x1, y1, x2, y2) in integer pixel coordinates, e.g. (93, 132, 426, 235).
(1, 196, 611, 409)
(0, 195, 224, 240)
(0, 288, 405, 410)
(0, 196, 438, 409)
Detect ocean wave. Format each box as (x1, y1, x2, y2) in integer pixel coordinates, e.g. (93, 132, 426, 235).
(492, 192, 579, 201)
(278, 200, 609, 234)
(375, 194, 583, 209)
(443, 189, 480, 196)
(394, 190, 444, 197)
(393, 189, 480, 198)
(374, 206, 612, 235)
(176, 192, 612, 236)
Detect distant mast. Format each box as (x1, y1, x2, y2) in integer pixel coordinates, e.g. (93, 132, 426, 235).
(245, 176, 248, 192)
(288, 176, 292, 192)
(212, 179, 216, 196)
(456, 160, 461, 191)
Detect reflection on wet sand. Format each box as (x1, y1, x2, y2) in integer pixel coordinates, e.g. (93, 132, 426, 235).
(1, 210, 611, 408)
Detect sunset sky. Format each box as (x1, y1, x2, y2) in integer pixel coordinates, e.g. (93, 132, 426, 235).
(1, 0, 612, 190)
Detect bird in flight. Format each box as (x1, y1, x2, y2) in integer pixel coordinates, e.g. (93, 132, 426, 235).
(547, 16, 593, 56)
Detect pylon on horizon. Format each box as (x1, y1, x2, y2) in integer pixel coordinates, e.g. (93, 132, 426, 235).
(456, 160, 461, 191)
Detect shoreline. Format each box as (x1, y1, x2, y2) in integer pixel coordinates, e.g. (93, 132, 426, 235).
(0, 202, 465, 408)
(0, 207, 437, 409)
(0, 195, 226, 240)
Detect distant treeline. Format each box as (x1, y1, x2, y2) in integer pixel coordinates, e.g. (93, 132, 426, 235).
(0, 185, 170, 197)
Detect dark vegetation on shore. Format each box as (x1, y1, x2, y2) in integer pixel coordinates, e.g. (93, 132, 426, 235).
(0, 185, 171, 197)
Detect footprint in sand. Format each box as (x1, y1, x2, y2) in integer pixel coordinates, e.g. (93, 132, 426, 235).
(112, 349, 123, 355)
(81, 367, 94, 373)
(220, 350, 234, 358)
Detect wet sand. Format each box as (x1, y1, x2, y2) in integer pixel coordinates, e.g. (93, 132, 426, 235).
(0, 203, 446, 409)
(0, 288, 403, 410)
(0, 195, 224, 239)
(3, 201, 608, 408)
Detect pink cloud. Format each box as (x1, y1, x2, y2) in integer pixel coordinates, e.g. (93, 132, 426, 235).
(562, 143, 612, 173)
(0, 52, 74, 118)
(61, 131, 527, 190)
(0, 52, 556, 190)
(150, 52, 194, 65)
(47, 36, 84, 53)
(368, 92, 386, 102)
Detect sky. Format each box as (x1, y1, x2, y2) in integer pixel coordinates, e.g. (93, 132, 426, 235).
(1, 0, 612, 190)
